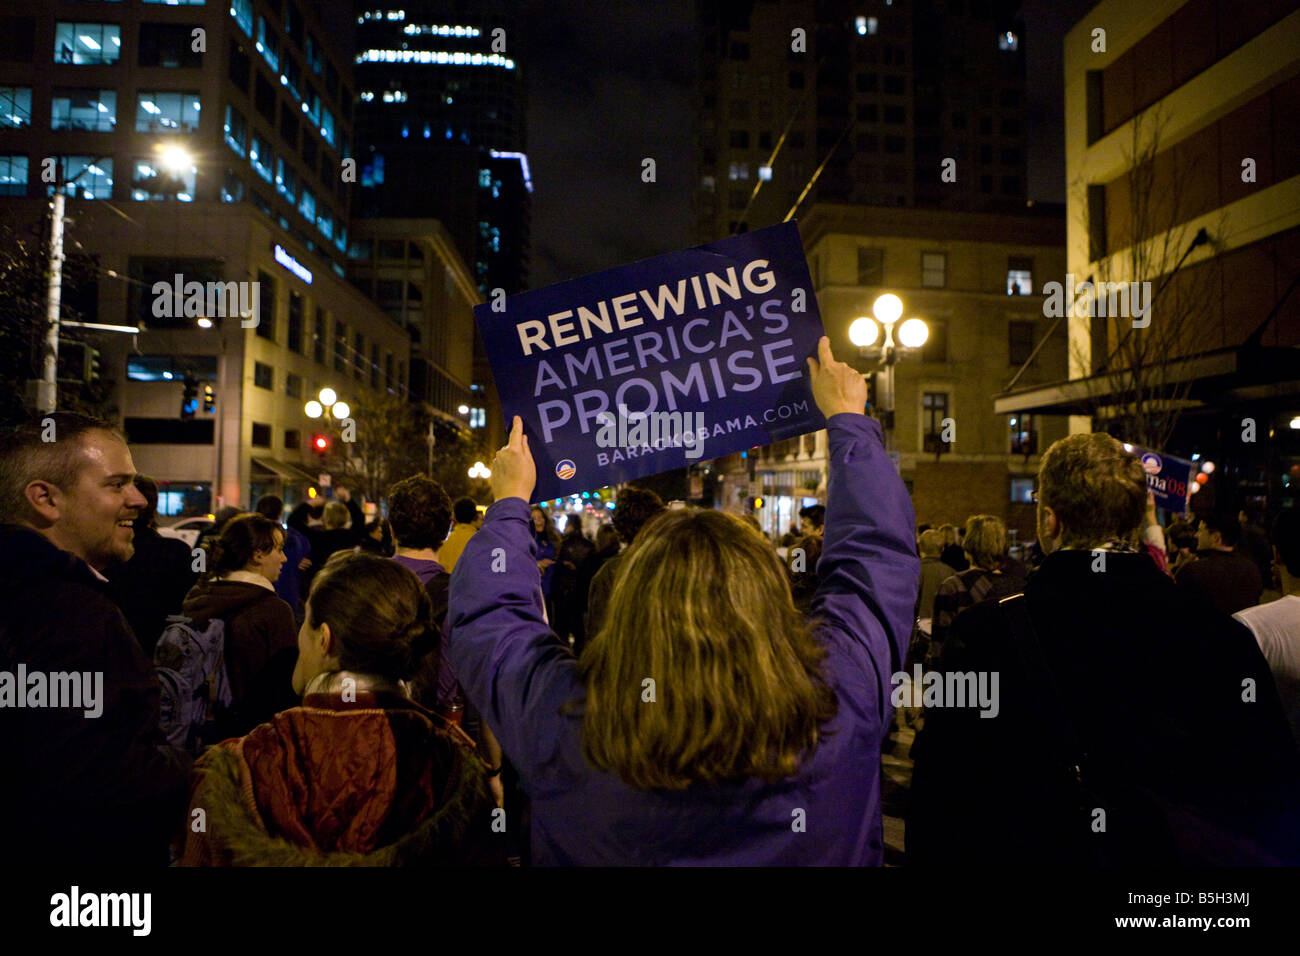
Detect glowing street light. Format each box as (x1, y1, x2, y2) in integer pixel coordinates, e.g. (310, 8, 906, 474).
(848, 317, 879, 347)
(155, 142, 194, 175)
(304, 400, 323, 418)
(897, 317, 930, 349)
(468, 461, 491, 479)
(319, 387, 337, 407)
(847, 293, 930, 453)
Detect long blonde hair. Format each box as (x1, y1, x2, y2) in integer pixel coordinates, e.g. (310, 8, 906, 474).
(577, 508, 838, 790)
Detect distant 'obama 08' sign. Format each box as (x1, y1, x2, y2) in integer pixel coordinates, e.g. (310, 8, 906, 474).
(474, 223, 830, 503)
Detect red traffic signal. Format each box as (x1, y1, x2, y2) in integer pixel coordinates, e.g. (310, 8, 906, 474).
(312, 434, 330, 453)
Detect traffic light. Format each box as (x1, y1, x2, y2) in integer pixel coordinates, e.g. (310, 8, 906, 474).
(752, 496, 765, 510)
(86, 347, 100, 385)
(180, 378, 199, 419)
(312, 434, 330, 456)
(202, 383, 215, 414)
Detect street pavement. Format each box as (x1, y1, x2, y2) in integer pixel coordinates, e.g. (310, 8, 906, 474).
(881, 721, 916, 866)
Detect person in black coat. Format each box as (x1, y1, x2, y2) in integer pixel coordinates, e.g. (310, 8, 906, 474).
(0, 413, 190, 866)
(106, 474, 198, 654)
(908, 433, 1300, 866)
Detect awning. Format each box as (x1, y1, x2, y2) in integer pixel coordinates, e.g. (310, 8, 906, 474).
(994, 346, 1300, 416)
(251, 457, 320, 484)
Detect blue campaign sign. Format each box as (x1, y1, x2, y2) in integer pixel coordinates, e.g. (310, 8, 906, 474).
(1125, 442, 1193, 512)
(473, 222, 828, 503)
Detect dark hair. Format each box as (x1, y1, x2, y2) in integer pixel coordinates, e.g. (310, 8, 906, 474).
(386, 474, 452, 549)
(0, 411, 124, 522)
(128, 475, 159, 531)
(1167, 518, 1198, 551)
(212, 513, 283, 575)
(1201, 512, 1241, 548)
(253, 494, 284, 522)
(611, 486, 665, 544)
(1273, 510, 1300, 577)
(307, 551, 436, 681)
(595, 523, 620, 555)
(452, 497, 479, 524)
(798, 504, 826, 528)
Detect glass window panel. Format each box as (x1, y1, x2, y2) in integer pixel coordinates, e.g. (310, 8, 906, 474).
(297, 185, 314, 222)
(256, 15, 279, 71)
(52, 89, 117, 132)
(0, 154, 28, 197)
(0, 87, 32, 128)
(249, 134, 272, 182)
(55, 23, 122, 65)
(51, 156, 114, 199)
(223, 103, 246, 156)
(135, 91, 201, 133)
(131, 157, 195, 201)
(230, 0, 252, 38)
(274, 156, 295, 201)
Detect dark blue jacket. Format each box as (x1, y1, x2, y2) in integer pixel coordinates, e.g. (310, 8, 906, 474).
(447, 414, 919, 865)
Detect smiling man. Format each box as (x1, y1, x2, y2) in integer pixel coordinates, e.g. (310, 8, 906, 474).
(0, 412, 189, 866)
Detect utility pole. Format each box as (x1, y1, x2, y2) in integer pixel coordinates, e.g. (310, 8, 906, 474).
(426, 419, 435, 476)
(38, 184, 67, 413)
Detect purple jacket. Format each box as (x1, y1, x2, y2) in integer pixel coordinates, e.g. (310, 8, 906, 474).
(447, 414, 918, 865)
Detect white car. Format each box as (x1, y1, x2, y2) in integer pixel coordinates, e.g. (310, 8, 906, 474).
(157, 516, 215, 548)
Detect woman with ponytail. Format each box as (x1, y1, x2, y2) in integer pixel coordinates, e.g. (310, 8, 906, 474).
(181, 512, 298, 736)
(181, 551, 504, 866)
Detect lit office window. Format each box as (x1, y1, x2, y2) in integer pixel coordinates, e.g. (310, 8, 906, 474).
(144, 0, 206, 5)
(223, 104, 246, 156)
(274, 156, 296, 201)
(0, 88, 33, 129)
(131, 157, 195, 201)
(298, 185, 315, 223)
(319, 107, 334, 145)
(316, 206, 333, 239)
(52, 89, 117, 132)
(135, 91, 200, 133)
(0, 155, 28, 197)
(52, 157, 114, 199)
(230, 0, 253, 38)
(221, 168, 243, 202)
(55, 23, 122, 65)
(249, 134, 272, 182)
(255, 16, 279, 71)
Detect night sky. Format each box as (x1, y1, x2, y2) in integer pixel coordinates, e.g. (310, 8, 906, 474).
(523, 0, 1098, 291)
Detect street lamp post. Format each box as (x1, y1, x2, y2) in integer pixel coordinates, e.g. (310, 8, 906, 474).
(848, 293, 929, 452)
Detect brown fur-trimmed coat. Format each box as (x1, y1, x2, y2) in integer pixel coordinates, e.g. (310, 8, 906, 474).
(180, 690, 505, 866)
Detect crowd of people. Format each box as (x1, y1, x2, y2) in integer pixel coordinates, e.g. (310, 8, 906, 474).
(1, 336, 1298, 866)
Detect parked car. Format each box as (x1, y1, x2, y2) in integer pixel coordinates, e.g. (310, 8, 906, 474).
(157, 516, 215, 548)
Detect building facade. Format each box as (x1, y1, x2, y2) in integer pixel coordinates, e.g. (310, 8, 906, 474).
(0, 0, 414, 514)
(996, 0, 1300, 516)
(352, 1, 530, 297)
(715, 202, 1068, 546)
(695, 0, 1028, 244)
